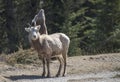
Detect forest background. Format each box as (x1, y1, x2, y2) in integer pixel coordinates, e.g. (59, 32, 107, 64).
(0, 0, 120, 56)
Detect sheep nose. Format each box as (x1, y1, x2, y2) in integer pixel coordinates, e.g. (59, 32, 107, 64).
(33, 35, 36, 38)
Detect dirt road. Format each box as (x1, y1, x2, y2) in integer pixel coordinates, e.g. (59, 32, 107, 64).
(2, 71, 120, 82)
(0, 53, 120, 82)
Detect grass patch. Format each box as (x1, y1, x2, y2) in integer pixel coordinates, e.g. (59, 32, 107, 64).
(113, 74, 120, 78)
(6, 49, 41, 65)
(114, 67, 120, 71)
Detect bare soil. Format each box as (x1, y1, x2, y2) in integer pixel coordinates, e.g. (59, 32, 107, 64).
(0, 53, 120, 82)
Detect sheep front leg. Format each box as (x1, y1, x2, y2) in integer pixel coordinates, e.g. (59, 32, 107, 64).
(42, 58, 46, 77)
(46, 58, 51, 77)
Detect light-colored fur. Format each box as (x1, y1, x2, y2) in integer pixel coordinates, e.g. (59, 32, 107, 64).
(31, 9, 48, 49)
(25, 25, 70, 77)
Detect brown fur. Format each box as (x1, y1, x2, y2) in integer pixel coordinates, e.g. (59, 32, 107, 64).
(30, 33, 70, 77)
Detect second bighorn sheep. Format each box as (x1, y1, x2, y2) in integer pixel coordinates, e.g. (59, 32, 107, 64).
(25, 25, 70, 77)
(31, 9, 48, 34)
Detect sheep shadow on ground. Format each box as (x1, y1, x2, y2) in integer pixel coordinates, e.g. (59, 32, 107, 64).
(4, 75, 49, 81)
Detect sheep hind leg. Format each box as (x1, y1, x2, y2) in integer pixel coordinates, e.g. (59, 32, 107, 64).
(42, 58, 46, 77)
(62, 52, 67, 77)
(56, 55, 63, 77)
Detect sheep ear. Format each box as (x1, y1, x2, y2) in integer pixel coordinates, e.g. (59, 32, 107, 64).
(25, 28, 30, 32)
(36, 25, 41, 30)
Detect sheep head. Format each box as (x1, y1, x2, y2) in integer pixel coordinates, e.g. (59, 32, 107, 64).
(25, 25, 41, 41)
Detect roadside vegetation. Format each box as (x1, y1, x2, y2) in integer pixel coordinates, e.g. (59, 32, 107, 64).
(0, 49, 40, 65)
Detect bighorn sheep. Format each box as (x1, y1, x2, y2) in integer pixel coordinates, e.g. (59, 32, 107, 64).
(31, 9, 48, 34)
(25, 25, 70, 77)
(30, 9, 48, 48)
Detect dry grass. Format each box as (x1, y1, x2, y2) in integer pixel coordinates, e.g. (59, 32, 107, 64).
(115, 67, 120, 71)
(113, 74, 120, 78)
(0, 49, 41, 65)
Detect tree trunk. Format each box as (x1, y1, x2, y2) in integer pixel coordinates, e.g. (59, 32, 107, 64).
(4, 0, 16, 53)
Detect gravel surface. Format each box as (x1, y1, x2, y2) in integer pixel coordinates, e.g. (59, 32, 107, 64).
(1, 71, 120, 82)
(0, 53, 120, 82)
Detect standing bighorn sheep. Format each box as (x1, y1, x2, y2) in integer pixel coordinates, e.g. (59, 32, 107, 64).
(31, 9, 48, 34)
(25, 25, 70, 77)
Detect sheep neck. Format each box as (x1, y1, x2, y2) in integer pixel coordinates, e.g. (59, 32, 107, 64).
(31, 37, 43, 52)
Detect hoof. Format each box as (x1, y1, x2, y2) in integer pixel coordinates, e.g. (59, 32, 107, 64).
(42, 74, 45, 77)
(62, 74, 66, 77)
(56, 74, 60, 77)
(46, 74, 51, 78)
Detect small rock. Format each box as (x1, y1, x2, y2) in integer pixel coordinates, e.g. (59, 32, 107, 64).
(89, 57, 94, 59)
(83, 58, 86, 60)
